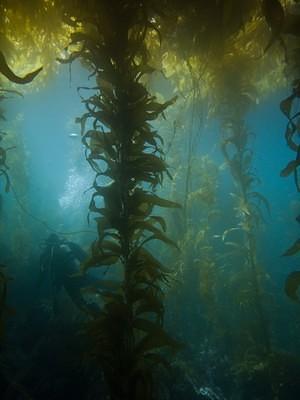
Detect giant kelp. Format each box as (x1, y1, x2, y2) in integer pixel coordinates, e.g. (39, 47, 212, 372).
(0, 0, 300, 398)
(156, 0, 273, 378)
(0, 51, 42, 196)
(60, 1, 181, 399)
(0, 53, 42, 285)
(280, 80, 300, 302)
(274, 2, 300, 304)
(166, 154, 222, 347)
(156, 7, 275, 389)
(216, 55, 272, 376)
(0, 48, 42, 400)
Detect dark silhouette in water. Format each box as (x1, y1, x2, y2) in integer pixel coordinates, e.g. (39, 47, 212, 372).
(38, 233, 98, 314)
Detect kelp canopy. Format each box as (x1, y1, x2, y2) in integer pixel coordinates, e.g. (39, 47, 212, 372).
(1, 0, 300, 399)
(0, 0, 298, 95)
(0, 1, 294, 87)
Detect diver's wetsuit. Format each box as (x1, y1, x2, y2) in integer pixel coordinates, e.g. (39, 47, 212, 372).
(39, 237, 97, 314)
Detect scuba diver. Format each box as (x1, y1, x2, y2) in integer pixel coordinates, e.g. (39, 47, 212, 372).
(38, 233, 99, 315)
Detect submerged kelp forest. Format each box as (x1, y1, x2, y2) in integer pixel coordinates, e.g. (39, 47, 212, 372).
(1, 0, 300, 399)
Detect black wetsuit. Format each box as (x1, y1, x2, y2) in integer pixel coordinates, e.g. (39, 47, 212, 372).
(39, 241, 96, 313)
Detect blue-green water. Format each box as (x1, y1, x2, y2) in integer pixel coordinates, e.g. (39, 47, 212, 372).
(1, 61, 300, 400)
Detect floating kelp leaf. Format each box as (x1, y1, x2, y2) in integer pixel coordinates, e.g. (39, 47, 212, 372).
(92, 183, 122, 217)
(135, 301, 163, 318)
(280, 159, 300, 177)
(129, 189, 181, 217)
(0, 170, 10, 192)
(132, 290, 164, 321)
(100, 240, 122, 255)
(146, 96, 177, 114)
(129, 248, 172, 287)
(4, 171, 9, 192)
(97, 78, 115, 95)
(75, 113, 89, 136)
(84, 129, 117, 160)
(0, 88, 23, 98)
(0, 147, 7, 166)
(82, 253, 119, 270)
(241, 91, 259, 105)
(285, 271, 300, 301)
(92, 215, 110, 233)
(132, 219, 179, 250)
(131, 284, 163, 300)
(241, 149, 253, 170)
(136, 64, 156, 80)
(282, 239, 300, 256)
(132, 247, 169, 273)
(0, 52, 42, 84)
(139, 127, 164, 149)
(57, 50, 84, 65)
(148, 216, 167, 232)
(222, 227, 242, 242)
(81, 279, 121, 294)
(81, 239, 119, 272)
(224, 241, 242, 249)
(235, 200, 251, 217)
(280, 95, 295, 119)
(249, 192, 271, 215)
(128, 153, 167, 175)
(250, 201, 267, 225)
(294, 146, 300, 192)
(136, 325, 181, 355)
(224, 242, 249, 258)
(285, 125, 298, 152)
(143, 193, 181, 209)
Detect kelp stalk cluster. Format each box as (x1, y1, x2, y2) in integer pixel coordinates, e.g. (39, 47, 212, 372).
(62, 1, 180, 399)
(220, 88, 271, 357)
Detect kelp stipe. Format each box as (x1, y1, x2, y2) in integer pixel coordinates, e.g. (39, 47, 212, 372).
(62, 2, 181, 399)
(280, 80, 300, 300)
(277, 4, 300, 301)
(0, 51, 42, 399)
(0, 52, 42, 324)
(220, 78, 271, 358)
(166, 151, 222, 346)
(160, 0, 273, 379)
